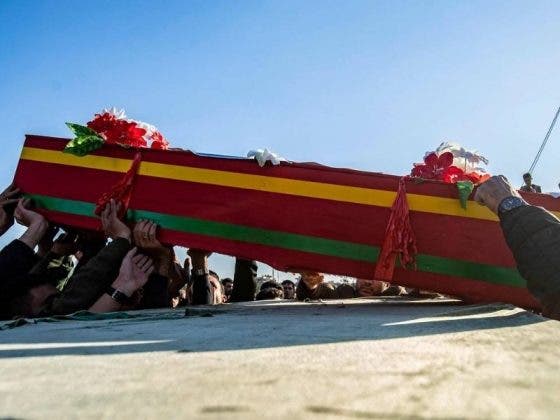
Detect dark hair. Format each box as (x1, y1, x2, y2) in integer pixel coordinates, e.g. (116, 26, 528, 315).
(281, 280, 295, 287)
(209, 270, 220, 281)
(221, 278, 233, 286)
(256, 287, 284, 300)
(523, 172, 532, 179)
(260, 280, 280, 291)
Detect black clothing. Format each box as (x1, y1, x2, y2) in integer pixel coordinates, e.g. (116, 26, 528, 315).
(48, 238, 131, 315)
(229, 259, 257, 302)
(500, 205, 560, 302)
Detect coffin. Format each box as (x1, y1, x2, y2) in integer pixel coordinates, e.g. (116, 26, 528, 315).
(15, 135, 556, 310)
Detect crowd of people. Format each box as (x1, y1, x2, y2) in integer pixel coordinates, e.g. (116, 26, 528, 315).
(0, 173, 559, 321)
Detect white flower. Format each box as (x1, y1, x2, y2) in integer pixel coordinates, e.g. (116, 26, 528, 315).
(247, 148, 286, 167)
(101, 107, 127, 120)
(436, 141, 489, 165)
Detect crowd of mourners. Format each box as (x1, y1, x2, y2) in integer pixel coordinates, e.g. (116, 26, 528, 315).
(1, 171, 559, 321)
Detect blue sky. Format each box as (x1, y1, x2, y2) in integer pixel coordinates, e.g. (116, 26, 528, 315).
(1, 0, 559, 278)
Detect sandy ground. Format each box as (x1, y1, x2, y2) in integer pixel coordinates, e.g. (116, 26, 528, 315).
(0, 298, 559, 419)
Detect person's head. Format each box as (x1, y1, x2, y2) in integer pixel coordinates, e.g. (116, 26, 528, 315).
(523, 172, 532, 187)
(260, 280, 279, 291)
(281, 280, 295, 299)
(299, 272, 324, 289)
(221, 278, 233, 298)
(256, 287, 284, 300)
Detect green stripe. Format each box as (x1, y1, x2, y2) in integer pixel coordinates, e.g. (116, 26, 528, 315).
(415, 254, 526, 288)
(28, 194, 378, 262)
(27, 194, 527, 288)
(129, 208, 379, 262)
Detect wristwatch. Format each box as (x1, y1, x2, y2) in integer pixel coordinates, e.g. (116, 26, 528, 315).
(106, 286, 130, 305)
(498, 196, 528, 216)
(191, 268, 209, 277)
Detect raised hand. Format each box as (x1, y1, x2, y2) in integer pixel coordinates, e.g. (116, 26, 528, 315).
(14, 198, 46, 228)
(112, 247, 155, 297)
(14, 198, 49, 249)
(474, 175, 522, 215)
(100, 199, 131, 241)
(133, 220, 165, 253)
(0, 196, 19, 235)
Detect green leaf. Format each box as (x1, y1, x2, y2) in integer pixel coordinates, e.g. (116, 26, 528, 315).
(65, 122, 101, 139)
(64, 122, 104, 156)
(456, 180, 475, 210)
(64, 135, 104, 157)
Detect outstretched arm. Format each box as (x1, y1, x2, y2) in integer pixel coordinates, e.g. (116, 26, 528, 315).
(475, 176, 560, 319)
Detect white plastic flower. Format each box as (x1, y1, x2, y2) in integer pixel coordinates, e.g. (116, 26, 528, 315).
(247, 148, 286, 167)
(101, 107, 127, 120)
(436, 142, 489, 165)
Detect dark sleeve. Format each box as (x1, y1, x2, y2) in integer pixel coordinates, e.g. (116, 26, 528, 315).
(0, 240, 38, 298)
(140, 273, 170, 309)
(500, 205, 560, 300)
(295, 280, 309, 300)
(191, 273, 213, 305)
(0, 240, 37, 280)
(49, 238, 131, 315)
(229, 259, 257, 302)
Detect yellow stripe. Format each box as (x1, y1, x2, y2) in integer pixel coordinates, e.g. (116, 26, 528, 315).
(21, 146, 503, 221)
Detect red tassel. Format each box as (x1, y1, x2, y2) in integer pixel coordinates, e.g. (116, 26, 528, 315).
(95, 151, 142, 218)
(374, 176, 417, 281)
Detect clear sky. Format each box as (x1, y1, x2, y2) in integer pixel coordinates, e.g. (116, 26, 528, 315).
(1, 0, 559, 278)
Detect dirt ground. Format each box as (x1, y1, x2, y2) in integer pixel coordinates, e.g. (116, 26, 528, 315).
(1, 298, 559, 419)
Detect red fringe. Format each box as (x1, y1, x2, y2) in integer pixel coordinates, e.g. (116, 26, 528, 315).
(374, 176, 417, 281)
(94, 151, 142, 218)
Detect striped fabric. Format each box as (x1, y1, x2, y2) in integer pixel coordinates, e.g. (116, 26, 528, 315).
(15, 136, 555, 309)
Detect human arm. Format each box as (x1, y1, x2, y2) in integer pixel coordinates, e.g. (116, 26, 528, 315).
(0, 183, 21, 237)
(229, 258, 257, 302)
(90, 248, 154, 313)
(188, 249, 213, 305)
(475, 176, 560, 319)
(48, 200, 132, 314)
(14, 198, 49, 250)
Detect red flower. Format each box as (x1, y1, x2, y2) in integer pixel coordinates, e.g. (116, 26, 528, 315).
(442, 165, 468, 183)
(464, 171, 491, 184)
(87, 113, 147, 147)
(87, 112, 117, 135)
(410, 150, 491, 185)
(411, 152, 457, 180)
(150, 130, 169, 150)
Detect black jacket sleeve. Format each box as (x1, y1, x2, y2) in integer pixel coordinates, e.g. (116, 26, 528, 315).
(48, 238, 131, 315)
(0, 239, 38, 298)
(191, 273, 213, 305)
(229, 259, 257, 302)
(500, 205, 560, 301)
(140, 273, 170, 309)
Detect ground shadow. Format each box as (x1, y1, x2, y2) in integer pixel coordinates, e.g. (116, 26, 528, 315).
(0, 299, 547, 359)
